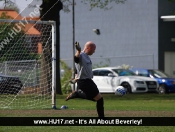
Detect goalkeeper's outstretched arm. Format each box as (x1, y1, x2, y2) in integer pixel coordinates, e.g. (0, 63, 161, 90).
(74, 41, 81, 63)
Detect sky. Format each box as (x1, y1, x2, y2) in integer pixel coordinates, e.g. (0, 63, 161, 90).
(0, 0, 42, 16)
(15, 0, 41, 16)
(16, 0, 33, 10)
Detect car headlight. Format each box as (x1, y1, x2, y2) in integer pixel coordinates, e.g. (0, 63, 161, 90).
(161, 79, 166, 82)
(135, 81, 144, 84)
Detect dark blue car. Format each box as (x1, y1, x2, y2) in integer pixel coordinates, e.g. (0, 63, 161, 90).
(0, 74, 23, 94)
(130, 69, 175, 94)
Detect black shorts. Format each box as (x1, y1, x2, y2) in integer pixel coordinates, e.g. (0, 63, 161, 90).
(77, 79, 99, 99)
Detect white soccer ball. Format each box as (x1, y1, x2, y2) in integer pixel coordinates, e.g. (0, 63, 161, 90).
(115, 86, 126, 96)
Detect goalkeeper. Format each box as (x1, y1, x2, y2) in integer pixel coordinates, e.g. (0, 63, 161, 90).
(66, 41, 105, 118)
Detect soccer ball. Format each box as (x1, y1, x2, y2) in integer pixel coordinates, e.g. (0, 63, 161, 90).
(115, 86, 126, 96)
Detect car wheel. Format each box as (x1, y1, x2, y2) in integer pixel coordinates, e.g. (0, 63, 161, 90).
(121, 82, 132, 94)
(157, 84, 167, 94)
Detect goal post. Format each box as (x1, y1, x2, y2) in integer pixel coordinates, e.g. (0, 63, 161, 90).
(0, 19, 57, 109)
(51, 20, 57, 109)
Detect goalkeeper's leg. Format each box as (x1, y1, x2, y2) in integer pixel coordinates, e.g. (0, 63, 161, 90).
(65, 91, 95, 101)
(78, 79, 105, 118)
(96, 95, 104, 118)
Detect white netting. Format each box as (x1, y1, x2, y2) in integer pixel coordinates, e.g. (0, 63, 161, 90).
(0, 19, 56, 109)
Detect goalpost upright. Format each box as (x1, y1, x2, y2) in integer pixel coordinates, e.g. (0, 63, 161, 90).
(51, 21, 57, 109)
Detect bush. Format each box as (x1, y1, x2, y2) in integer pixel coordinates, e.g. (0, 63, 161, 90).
(60, 60, 72, 94)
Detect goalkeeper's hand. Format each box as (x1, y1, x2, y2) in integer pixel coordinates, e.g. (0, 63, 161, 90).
(75, 41, 81, 52)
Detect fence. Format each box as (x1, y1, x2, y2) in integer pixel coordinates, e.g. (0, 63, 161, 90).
(61, 54, 155, 69)
(0, 60, 40, 88)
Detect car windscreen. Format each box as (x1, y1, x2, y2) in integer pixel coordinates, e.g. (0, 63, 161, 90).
(148, 70, 169, 78)
(112, 69, 136, 76)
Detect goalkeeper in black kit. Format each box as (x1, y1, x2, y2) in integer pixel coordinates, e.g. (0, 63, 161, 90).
(66, 41, 105, 118)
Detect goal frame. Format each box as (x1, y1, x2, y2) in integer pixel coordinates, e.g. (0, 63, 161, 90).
(0, 19, 57, 109)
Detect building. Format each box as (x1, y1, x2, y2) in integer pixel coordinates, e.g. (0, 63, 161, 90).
(159, 0, 175, 78)
(59, 0, 175, 77)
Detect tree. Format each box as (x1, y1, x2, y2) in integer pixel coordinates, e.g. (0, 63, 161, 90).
(40, 0, 63, 94)
(0, 0, 14, 8)
(80, 0, 126, 10)
(61, 0, 126, 12)
(0, 0, 19, 12)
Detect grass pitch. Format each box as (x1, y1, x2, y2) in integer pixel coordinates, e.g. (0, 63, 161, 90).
(0, 93, 175, 132)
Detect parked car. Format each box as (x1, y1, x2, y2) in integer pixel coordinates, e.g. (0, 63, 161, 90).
(72, 67, 159, 94)
(130, 68, 175, 94)
(0, 74, 23, 94)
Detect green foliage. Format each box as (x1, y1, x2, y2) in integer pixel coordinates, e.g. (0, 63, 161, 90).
(92, 58, 111, 68)
(62, 0, 127, 13)
(60, 60, 72, 94)
(0, 0, 19, 12)
(115, 64, 133, 70)
(81, 0, 127, 10)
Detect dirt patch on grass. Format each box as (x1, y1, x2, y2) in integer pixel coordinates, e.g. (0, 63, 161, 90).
(1, 109, 175, 117)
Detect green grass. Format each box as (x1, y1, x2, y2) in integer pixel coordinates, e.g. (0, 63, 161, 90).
(1, 126, 175, 132)
(61, 93, 175, 111)
(1, 93, 175, 132)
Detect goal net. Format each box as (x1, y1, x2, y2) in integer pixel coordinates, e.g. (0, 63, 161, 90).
(0, 19, 56, 109)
